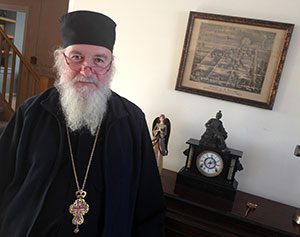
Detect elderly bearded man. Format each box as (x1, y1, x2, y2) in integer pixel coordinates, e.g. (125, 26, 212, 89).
(0, 11, 165, 237)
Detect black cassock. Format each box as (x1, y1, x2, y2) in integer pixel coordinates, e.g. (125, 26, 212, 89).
(30, 128, 106, 236)
(0, 88, 165, 237)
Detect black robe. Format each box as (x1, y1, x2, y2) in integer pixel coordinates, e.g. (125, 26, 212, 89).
(0, 88, 165, 237)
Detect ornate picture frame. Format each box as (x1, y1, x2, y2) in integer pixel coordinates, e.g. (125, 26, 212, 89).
(175, 12, 294, 109)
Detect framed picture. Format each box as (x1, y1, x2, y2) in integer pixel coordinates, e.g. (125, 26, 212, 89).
(175, 12, 294, 109)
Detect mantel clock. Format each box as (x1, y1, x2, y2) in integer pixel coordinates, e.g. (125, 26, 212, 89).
(176, 111, 243, 200)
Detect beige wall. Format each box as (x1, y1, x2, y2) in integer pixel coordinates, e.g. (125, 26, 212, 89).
(69, 0, 300, 207)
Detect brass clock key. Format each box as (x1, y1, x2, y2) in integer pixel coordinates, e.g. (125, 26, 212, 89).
(245, 202, 258, 217)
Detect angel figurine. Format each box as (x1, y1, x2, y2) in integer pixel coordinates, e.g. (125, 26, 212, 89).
(152, 114, 171, 174)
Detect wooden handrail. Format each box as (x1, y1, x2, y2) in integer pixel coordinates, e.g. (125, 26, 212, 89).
(0, 28, 40, 82)
(0, 16, 17, 24)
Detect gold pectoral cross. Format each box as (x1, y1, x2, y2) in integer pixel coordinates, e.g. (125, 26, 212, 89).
(69, 190, 89, 233)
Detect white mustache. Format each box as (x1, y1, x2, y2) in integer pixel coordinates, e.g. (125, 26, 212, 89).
(74, 76, 97, 83)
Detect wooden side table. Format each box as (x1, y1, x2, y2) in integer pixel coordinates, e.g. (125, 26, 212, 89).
(161, 169, 300, 237)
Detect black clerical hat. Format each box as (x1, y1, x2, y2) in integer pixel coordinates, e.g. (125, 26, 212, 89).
(60, 10, 116, 51)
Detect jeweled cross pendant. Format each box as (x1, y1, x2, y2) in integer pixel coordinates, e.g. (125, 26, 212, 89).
(69, 190, 89, 233)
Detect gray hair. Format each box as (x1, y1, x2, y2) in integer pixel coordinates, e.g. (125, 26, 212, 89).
(53, 47, 65, 79)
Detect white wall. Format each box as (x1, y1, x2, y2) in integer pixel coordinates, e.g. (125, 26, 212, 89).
(69, 0, 300, 207)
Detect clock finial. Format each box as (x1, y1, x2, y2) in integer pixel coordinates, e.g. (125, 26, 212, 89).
(199, 110, 228, 150)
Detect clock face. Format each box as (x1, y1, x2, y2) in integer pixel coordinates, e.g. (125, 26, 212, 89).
(196, 151, 224, 177)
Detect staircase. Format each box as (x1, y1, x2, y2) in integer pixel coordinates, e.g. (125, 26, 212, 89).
(0, 25, 49, 131)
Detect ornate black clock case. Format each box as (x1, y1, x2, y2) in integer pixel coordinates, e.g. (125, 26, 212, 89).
(176, 138, 243, 200)
(176, 111, 243, 200)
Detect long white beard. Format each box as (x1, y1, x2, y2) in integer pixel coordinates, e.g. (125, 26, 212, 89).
(55, 74, 112, 135)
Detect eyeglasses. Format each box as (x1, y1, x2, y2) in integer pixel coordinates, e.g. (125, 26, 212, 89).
(63, 53, 112, 75)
